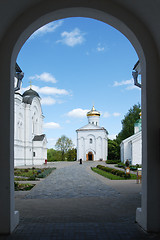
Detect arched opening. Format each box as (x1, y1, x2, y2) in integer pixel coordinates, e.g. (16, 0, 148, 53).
(13, 12, 144, 234)
(1, 1, 160, 236)
(88, 152, 94, 161)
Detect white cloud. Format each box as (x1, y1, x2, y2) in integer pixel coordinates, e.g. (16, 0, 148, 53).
(113, 78, 140, 90)
(47, 138, 58, 148)
(41, 97, 56, 105)
(21, 85, 69, 96)
(103, 112, 121, 118)
(57, 28, 85, 47)
(72, 138, 77, 147)
(108, 134, 117, 140)
(113, 112, 121, 117)
(103, 112, 111, 118)
(47, 137, 76, 149)
(67, 108, 89, 118)
(97, 43, 105, 52)
(29, 72, 57, 84)
(65, 120, 71, 124)
(39, 86, 69, 95)
(97, 46, 105, 52)
(126, 85, 139, 90)
(44, 122, 61, 129)
(113, 79, 133, 87)
(31, 20, 63, 38)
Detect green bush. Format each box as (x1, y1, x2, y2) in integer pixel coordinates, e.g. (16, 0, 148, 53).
(14, 168, 56, 179)
(130, 166, 137, 171)
(28, 175, 36, 181)
(96, 165, 130, 179)
(116, 163, 125, 169)
(129, 164, 142, 171)
(106, 160, 121, 164)
(124, 174, 131, 179)
(37, 168, 55, 178)
(14, 181, 35, 191)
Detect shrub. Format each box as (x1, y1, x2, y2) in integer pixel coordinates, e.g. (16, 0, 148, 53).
(124, 174, 131, 179)
(130, 166, 137, 171)
(37, 168, 55, 178)
(14, 182, 35, 191)
(136, 164, 142, 168)
(14, 181, 19, 190)
(117, 163, 125, 169)
(106, 160, 121, 164)
(28, 175, 36, 181)
(111, 169, 117, 175)
(96, 165, 130, 179)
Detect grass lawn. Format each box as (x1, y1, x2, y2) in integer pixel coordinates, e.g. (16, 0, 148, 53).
(91, 167, 137, 180)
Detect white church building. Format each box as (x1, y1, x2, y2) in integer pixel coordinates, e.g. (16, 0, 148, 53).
(14, 86, 47, 166)
(76, 106, 108, 161)
(120, 114, 142, 165)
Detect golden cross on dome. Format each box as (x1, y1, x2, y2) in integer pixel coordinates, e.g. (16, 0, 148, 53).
(92, 103, 95, 111)
(29, 79, 32, 89)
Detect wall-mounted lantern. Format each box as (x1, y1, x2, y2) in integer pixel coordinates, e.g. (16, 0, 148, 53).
(14, 63, 24, 91)
(132, 60, 141, 88)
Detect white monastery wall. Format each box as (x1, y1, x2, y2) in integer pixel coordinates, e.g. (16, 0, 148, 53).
(121, 131, 142, 165)
(14, 90, 47, 166)
(132, 133, 142, 165)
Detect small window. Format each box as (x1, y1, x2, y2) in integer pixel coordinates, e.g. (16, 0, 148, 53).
(92, 122, 94, 124)
(96, 122, 97, 125)
(90, 138, 92, 144)
(33, 152, 36, 157)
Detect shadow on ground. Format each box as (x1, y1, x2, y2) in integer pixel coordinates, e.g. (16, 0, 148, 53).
(1, 162, 160, 240)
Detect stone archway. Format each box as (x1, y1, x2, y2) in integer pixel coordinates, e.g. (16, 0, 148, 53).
(0, 0, 160, 234)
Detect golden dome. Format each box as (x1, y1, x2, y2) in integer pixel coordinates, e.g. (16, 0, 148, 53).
(87, 105, 100, 117)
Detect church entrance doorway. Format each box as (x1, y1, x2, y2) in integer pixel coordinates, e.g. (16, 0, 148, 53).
(88, 152, 94, 161)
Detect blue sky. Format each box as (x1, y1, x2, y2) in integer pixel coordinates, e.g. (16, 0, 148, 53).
(17, 17, 141, 148)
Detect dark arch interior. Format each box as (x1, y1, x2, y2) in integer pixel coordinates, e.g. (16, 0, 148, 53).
(88, 152, 93, 160)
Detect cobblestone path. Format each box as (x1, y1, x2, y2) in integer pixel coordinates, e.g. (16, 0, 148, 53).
(1, 162, 160, 240)
(25, 162, 118, 199)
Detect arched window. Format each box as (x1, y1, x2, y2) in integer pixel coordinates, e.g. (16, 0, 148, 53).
(90, 138, 92, 144)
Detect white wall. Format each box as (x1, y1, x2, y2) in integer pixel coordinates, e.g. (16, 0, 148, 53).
(14, 93, 47, 166)
(120, 131, 142, 165)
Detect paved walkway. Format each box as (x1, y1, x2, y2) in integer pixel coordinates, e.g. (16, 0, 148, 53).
(1, 161, 160, 240)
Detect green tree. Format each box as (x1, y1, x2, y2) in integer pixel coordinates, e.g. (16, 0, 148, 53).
(47, 148, 62, 161)
(108, 139, 120, 160)
(116, 103, 141, 144)
(55, 135, 74, 161)
(66, 148, 77, 161)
